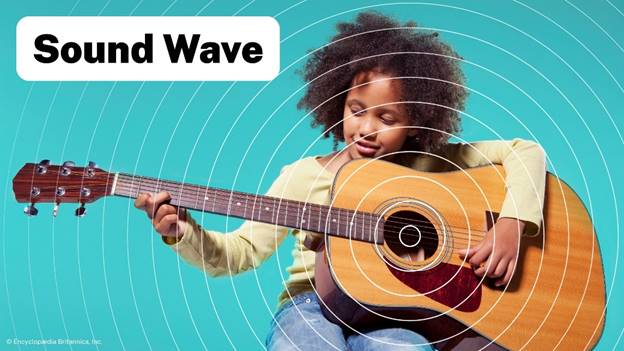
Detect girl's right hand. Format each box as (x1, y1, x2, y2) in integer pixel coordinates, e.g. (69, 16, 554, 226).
(134, 191, 188, 238)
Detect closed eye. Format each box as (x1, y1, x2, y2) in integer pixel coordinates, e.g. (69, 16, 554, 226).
(381, 116, 396, 125)
(350, 107, 365, 117)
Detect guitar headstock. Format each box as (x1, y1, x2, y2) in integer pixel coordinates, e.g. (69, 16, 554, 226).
(12, 160, 113, 217)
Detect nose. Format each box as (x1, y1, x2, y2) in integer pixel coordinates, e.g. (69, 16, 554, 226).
(358, 115, 377, 140)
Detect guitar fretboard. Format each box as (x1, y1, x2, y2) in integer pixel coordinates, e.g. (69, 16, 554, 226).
(112, 173, 383, 244)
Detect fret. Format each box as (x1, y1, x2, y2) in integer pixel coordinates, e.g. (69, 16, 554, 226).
(261, 197, 266, 222)
(172, 181, 180, 204)
(211, 189, 218, 212)
(238, 192, 246, 217)
(352, 212, 356, 241)
(135, 175, 141, 197)
(210, 189, 216, 213)
(325, 208, 331, 234)
(359, 213, 363, 242)
(256, 195, 262, 222)
(265, 197, 272, 223)
(317, 204, 322, 232)
(353, 212, 358, 240)
(364, 213, 367, 241)
(368, 213, 372, 242)
(350, 213, 355, 240)
(262, 195, 269, 223)
(359, 213, 363, 241)
(252, 193, 260, 223)
(267, 197, 273, 223)
(228, 190, 234, 213)
(258, 196, 266, 222)
(296, 202, 300, 228)
(323, 207, 330, 233)
(242, 193, 248, 219)
(280, 198, 289, 228)
(248, 193, 256, 221)
(338, 208, 342, 236)
(193, 184, 199, 210)
(269, 198, 275, 224)
(273, 197, 280, 226)
(350, 212, 354, 239)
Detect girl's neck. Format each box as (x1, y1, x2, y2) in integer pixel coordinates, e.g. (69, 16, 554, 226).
(315, 151, 348, 175)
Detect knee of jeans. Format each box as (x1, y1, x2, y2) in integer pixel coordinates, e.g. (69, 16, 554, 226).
(372, 336, 434, 351)
(348, 328, 434, 351)
(267, 333, 301, 351)
(266, 293, 323, 347)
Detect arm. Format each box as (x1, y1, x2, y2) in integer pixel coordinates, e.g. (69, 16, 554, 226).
(135, 165, 295, 277)
(439, 138, 547, 286)
(440, 138, 546, 235)
(164, 211, 290, 277)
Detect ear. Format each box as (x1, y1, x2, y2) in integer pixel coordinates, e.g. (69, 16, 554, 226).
(407, 128, 419, 138)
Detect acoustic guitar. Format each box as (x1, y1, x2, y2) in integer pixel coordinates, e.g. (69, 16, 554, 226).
(13, 159, 605, 350)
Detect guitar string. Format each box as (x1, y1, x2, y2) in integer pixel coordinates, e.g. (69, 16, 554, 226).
(79, 180, 451, 251)
(113, 177, 490, 240)
(24, 182, 488, 250)
(115, 174, 492, 236)
(27, 180, 499, 248)
(27, 171, 504, 245)
(30, 175, 496, 246)
(113, 179, 493, 247)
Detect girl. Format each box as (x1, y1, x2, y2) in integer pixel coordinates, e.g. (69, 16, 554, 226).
(135, 12, 545, 351)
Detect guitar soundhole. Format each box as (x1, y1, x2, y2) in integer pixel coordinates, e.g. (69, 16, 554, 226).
(384, 210, 438, 264)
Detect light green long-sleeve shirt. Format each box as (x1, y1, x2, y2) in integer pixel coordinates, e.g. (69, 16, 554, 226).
(163, 139, 546, 306)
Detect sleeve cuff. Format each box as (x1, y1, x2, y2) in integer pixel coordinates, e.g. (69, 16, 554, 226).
(160, 214, 200, 247)
(499, 200, 543, 237)
(498, 215, 541, 237)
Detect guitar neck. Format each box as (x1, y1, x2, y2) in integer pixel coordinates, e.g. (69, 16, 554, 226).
(111, 172, 382, 244)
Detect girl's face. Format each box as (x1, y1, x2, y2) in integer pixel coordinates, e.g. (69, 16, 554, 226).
(342, 70, 417, 161)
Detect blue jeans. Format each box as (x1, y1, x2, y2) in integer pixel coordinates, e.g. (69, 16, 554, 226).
(266, 292, 435, 351)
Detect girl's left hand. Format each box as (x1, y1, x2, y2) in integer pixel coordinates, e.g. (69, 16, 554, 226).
(456, 217, 525, 287)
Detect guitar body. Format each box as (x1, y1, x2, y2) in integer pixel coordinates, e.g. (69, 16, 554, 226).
(315, 159, 605, 350)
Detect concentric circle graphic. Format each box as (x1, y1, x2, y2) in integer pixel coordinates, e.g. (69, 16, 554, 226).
(2, 1, 622, 350)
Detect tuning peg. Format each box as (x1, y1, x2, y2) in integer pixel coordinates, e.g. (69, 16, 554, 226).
(88, 161, 97, 168)
(36, 160, 49, 174)
(75, 204, 86, 217)
(61, 161, 75, 176)
(53, 203, 59, 217)
(24, 204, 38, 216)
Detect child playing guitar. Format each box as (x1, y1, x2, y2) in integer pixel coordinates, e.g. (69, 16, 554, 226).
(135, 11, 546, 351)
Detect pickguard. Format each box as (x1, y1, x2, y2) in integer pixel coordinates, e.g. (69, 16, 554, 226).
(387, 262, 481, 312)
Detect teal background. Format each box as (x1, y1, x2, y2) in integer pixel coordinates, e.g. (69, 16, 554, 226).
(1, 1, 622, 350)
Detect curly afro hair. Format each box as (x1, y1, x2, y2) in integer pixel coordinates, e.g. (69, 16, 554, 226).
(297, 11, 467, 152)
